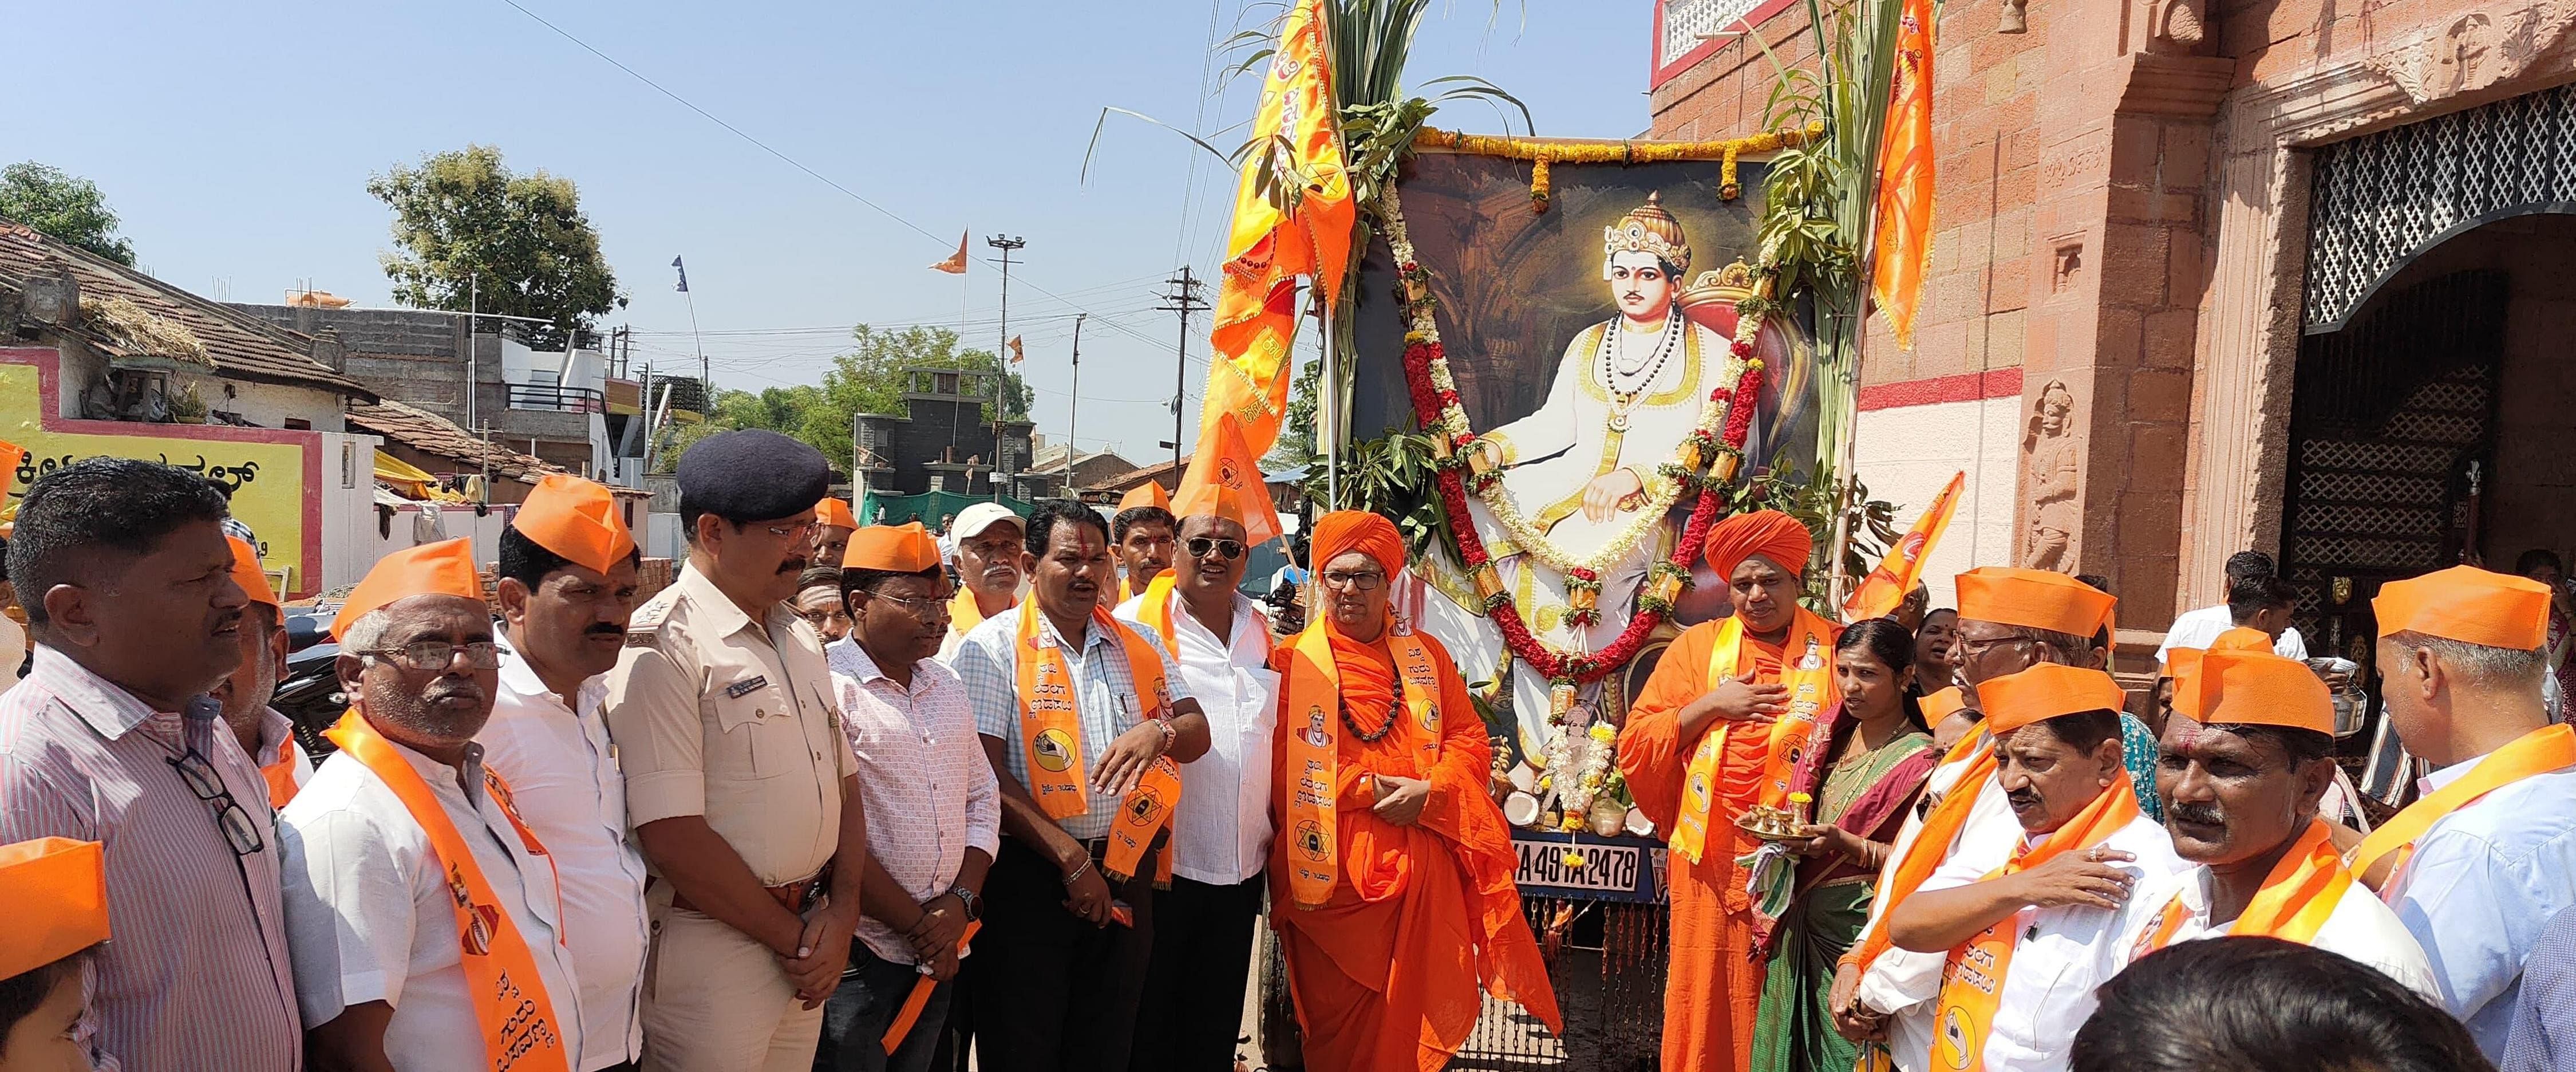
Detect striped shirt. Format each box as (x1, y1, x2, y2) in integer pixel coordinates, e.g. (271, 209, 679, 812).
(951, 603, 1192, 840)
(0, 646, 302, 1071)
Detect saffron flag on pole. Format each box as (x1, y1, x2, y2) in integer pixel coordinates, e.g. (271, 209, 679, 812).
(1007, 336, 1025, 364)
(1203, 0, 1352, 461)
(930, 231, 969, 274)
(1870, 0, 1936, 349)
(1842, 470, 1964, 621)
(1176, 413, 1284, 547)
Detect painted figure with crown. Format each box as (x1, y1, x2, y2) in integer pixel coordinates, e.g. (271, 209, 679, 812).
(1468, 192, 1738, 754)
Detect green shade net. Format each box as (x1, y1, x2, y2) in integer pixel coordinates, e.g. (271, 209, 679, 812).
(858, 490, 1034, 530)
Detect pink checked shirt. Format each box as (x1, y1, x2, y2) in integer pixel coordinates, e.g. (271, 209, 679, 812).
(824, 639, 1001, 964)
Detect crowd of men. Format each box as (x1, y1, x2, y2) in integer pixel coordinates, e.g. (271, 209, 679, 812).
(0, 428, 2568, 1072)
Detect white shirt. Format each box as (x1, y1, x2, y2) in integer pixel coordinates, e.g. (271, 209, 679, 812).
(2155, 604, 2308, 666)
(280, 738, 584, 1072)
(825, 640, 1001, 964)
(1115, 585, 1279, 885)
(1906, 808, 2193, 1072)
(1860, 747, 2017, 1072)
(474, 634, 647, 1071)
(2125, 859, 2439, 998)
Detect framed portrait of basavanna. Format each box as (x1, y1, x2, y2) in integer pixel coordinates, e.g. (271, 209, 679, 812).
(1348, 145, 1818, 760)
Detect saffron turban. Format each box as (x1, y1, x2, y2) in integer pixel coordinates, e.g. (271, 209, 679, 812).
(815, 495, 859, 531)
(0, 838, 108, 980)
(1976, 663, 2128, 735)
(228, 536, 278, 610)
(1311, 510, 1404, 577)
(2194, 649, 2334, 736)
(2374, 564, 2551, 651)
(332, 538, 485, 640)
(1703, 509, 1812, 580)
(1118, 482, 1172, 513)
(843, 522, 942, 572)
(513, 474, 636, 577)
(1955, 566, 2116, 639)
(1921, 685, 1971, 723)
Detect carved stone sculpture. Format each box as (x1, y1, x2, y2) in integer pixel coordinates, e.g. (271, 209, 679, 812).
(2021, 380, 2080, 572)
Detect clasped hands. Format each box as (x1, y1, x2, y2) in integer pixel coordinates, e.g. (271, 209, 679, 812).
(900, 893, 970, 982)
(778, 900, 860, 1009)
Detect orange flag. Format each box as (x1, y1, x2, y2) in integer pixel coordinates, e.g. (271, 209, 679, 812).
(1870, 0, 1936, 349)
(930, 231, 969, 274)
(1007, 336, 1025, 364)
(1177, 413, 1283, 547)
(1202, 0, 1352, 460)
(1842, 470, 1963, 621)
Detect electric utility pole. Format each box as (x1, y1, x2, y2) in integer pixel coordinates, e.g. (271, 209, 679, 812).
(987, 234, 1025, 500)
(1157, 267, 1209, 474)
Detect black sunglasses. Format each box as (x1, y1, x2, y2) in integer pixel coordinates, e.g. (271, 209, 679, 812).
(1184, 537, 1245, 561)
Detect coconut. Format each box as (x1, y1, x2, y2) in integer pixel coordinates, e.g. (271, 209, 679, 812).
(1587, 798, 1627, 837)
(1508, 763, 1540, 795)
(1625, 807, 1655, 838)
(1503, 791, 1542, 828)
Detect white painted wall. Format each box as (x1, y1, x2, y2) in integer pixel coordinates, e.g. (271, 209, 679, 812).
(1852, 395, 2021, 610)
(316, 431, 383, 594)
(643, 511, 686, 562)
(199, 375, 349, 433)
(369, 503, 515, 570)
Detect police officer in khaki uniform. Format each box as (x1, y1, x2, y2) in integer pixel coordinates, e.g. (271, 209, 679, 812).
(605, 429, 867, 1071)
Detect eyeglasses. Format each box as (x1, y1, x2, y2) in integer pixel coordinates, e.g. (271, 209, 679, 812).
(357, 640, 505, 672)
(1953, 633, 2034, 660)
(1184, 537, 1245, 561)
(763, 521, 820, 542)
(1320, 569, 1386, 591)
(862, 592, 951, 620)
(168, 748, 264, 857)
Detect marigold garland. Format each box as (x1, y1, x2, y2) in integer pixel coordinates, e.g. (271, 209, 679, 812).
(1415, 123, 1823, 209)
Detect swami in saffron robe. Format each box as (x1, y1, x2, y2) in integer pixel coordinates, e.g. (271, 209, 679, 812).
(1267, 624, 1562, 1071)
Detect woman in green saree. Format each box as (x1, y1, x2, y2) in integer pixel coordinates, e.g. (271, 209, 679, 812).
(1748, 618, 1938, 1072)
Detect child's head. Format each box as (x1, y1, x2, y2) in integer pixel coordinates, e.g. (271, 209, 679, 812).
(0, 839, 107, 1072)
(0, 955, 87, 1072)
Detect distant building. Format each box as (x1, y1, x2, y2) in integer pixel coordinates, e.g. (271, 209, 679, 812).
(231, 302, 655, 488)
(1025, 439, 1141, 500)
(852, 368, 1041, 501)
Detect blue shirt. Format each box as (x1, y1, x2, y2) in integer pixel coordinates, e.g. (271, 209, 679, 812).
(2503, 906, 2576, 1072)
(2120, 712, 2163, 822)
(2385, 759, 2576, 1058)
(951, 601, 1192, 840)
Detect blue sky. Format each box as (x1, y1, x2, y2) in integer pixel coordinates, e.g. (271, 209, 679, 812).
(4, 1, 1651, 461)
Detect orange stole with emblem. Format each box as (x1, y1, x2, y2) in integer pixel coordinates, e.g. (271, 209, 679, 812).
(1011, 598, 1180, 882)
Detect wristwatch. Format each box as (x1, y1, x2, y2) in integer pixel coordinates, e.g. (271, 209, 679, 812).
(949, 885, 982, 922)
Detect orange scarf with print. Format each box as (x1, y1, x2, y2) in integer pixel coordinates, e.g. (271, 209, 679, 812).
(1844, 729, 1996, 974)
(1930, 772, 2140, 1072)
(1670, 608, 1839, 865)
(1278, 618, 1441, 907)
(2134, 819, 2350, 959)
(1012, 598, 1180, 882)
(323, 711, 571, 1072)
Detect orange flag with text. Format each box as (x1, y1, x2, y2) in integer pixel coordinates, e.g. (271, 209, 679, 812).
(1842, 470, 1963, 621)
(1203, 0, 1352, 461)
(1178, 413, 1285, 547)
(1870, 0, 1936, 349)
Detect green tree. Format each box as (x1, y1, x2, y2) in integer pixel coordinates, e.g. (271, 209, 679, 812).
(801, 324, 1030, 473)
(368, 145, 625, 345)
(0, 162, 136, 265)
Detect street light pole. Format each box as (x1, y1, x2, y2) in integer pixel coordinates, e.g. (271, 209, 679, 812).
(987, 234, 1025, 501)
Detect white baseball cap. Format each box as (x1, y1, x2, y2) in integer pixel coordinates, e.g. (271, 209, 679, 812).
(951, 502, 1025, 542)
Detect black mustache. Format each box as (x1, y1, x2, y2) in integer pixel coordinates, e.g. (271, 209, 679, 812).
(777, 559, 807, 574)
(2006, 788, 2044, 811)
(2168, 803, 2226, 827)
(584, 623, 625, 637)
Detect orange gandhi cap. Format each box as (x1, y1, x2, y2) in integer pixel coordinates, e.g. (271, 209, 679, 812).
(842, 522, 942, 572)
(512, 475, 636, 577)
(1117, 482, 1172, 514)
(1921, 685, 1971, 724)
(0, 838, 109, 980)
(2211, 626, 2273, 653)
(1174, 483, 1246, 527)
(331, 538, 485, 640)
(2193, 649, 2334, 736)
(2373, 565, 2551, 651)
(227, 536, 277, 609)
(1955, 567, 2116, 639)
(1976, 663, 2129, 735)
(815, 496, 859, 531)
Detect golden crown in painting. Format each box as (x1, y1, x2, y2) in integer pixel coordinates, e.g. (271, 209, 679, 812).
(1601, 192, 1692, 278)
